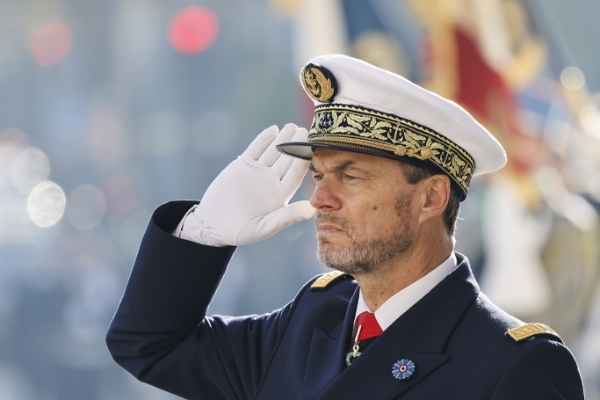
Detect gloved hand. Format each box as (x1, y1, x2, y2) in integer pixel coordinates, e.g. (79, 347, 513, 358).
(180, 123, 315, 246)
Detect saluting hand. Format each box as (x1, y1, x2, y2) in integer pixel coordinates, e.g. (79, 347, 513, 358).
(180, 123, 315, 247)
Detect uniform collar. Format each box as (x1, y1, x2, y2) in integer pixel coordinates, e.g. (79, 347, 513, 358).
(354, 253, 457, 331)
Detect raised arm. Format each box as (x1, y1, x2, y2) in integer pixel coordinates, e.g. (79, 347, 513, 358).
(106, 125, 315, 399)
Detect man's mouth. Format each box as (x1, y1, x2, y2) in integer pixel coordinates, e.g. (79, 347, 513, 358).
(317, 223, 343, 233)
(315, 212, 354, 238)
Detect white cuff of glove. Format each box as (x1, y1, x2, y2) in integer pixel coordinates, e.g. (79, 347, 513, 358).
(172, 205, 221, 246)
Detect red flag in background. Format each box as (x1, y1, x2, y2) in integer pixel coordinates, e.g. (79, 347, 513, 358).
(454, 27, 522, 138)
(402, 3, 599, 339)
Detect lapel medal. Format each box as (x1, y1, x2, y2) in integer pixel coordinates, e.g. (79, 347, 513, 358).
(392, 359, 415, 380)
(345, 325, 362, 366)
(345, 347, 361, 366)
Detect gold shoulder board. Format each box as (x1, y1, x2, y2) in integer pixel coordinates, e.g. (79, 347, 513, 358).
(311, 271, 346, 290)
(506, 323, 563, 344)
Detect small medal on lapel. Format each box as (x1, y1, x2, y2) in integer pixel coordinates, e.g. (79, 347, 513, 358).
(391, 359, 415, 380)
(345, 348, 362, 366)
(345, 325, 363, 366)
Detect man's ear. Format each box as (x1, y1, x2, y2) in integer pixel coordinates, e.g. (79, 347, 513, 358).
(418, 174, 450, 224)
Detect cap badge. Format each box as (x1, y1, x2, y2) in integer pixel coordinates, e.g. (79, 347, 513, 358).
(301, 63, 337, 103)
(391, 359, 415, 380)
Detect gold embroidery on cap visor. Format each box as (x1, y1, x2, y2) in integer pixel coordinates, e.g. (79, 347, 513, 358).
(301, 65, 336, 103)
(307, 104, 475, 196)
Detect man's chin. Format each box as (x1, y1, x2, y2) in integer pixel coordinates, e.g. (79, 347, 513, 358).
(322, 262, 372, 276)
(318, 250, 360, 274)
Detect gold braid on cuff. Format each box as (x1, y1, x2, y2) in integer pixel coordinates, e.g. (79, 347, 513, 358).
(308, 104, 475, 194)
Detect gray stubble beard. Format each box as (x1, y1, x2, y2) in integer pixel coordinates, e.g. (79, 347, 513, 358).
(315, 194, 414, 275)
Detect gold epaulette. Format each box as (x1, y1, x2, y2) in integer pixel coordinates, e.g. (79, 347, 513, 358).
(311, 271, 347, 290)
(506, 323, 563, 344)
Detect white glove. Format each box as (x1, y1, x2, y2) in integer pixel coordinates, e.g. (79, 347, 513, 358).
(179, 123, 315, 246)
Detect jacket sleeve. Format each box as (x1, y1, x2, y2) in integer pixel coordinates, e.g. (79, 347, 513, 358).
(105, 201, 301, 400)
(490, 337, 584, 400)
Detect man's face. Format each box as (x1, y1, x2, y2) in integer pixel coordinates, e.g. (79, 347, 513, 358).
(309, 148, 420, 275)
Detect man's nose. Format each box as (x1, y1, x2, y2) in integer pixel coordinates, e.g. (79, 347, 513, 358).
(310, 179, 342, 211)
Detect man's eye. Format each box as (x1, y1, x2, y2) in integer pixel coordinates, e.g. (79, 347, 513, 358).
(312, 174, 323, 181)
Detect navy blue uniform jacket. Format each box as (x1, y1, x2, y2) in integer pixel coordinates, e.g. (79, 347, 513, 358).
(106, 201, 584, 399)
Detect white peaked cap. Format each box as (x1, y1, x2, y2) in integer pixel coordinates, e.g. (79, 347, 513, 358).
(277, 54, 507, 200)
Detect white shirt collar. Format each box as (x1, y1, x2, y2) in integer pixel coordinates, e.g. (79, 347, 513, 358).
(354, 253, 457, 331)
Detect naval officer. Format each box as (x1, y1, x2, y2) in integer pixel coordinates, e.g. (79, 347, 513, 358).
(106, 54, 584, 399)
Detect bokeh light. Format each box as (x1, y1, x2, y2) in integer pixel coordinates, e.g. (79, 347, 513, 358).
(167, 6, 219, 54)
(30, 22, 72, 66)
(12, 148, 50, 193)
(66, 184, 106, 230)
(579, 106, 600, 135)
(560, 66, 585, 91)
(100, 174, 137, 220)
(27, 181, 66, 227)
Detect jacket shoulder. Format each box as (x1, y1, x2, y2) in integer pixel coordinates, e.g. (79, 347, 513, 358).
(473, 294, 563, 345)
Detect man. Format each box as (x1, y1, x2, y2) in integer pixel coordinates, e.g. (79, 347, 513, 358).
(106, 55, 584, 399)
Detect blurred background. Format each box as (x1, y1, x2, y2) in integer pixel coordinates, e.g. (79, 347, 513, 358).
(0, 0, 599, 398)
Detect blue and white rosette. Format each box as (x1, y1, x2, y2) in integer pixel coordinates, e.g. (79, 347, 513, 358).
(391, 359, 415, 380)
